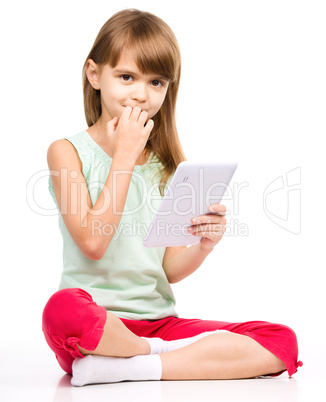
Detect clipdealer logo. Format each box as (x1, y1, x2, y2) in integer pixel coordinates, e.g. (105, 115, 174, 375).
(263, 167, 301, 235)
(26, 166, 301, 237)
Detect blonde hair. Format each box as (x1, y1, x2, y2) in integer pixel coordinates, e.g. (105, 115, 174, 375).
(82, 8, 187, 196)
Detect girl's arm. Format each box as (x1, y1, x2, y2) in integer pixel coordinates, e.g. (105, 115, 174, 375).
(162, 204, 227, 283)
(162, 244, 213, 283)
(48, 107, 153, 260)
(48, 139, 136, 260)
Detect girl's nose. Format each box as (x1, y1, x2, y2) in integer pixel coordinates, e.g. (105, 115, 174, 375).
(130, 82, 147, 102)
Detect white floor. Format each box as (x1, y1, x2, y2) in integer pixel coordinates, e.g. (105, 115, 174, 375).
(0, 334, 322, 402)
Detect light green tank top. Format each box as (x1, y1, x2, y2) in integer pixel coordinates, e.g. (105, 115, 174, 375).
(49, 130, 178, 320)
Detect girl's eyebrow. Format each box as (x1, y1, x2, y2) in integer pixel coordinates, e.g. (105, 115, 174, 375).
(114, 68, 140, 76)
(114, 67, 169, 81)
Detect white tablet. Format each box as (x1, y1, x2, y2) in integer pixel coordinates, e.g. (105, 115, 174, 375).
(143, 161, 238, 247)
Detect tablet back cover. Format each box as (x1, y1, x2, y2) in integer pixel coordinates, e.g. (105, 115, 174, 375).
(143, 161, 238, 247)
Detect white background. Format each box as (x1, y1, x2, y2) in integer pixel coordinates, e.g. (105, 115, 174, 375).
(1, 0, 325, 400)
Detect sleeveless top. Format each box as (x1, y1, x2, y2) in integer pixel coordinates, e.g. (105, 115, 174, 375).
(48, 130, 178, 320)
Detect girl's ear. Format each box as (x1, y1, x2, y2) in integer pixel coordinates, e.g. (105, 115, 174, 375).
(86, 59, 101, 90)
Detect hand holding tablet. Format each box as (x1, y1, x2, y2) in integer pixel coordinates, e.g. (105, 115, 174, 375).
(143, 161, 238, 247)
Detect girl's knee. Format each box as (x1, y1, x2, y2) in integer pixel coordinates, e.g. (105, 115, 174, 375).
(232, 320, 301, 372)
(276, 323, 299, 357)
(268, 323, 302, 376)
(256, 322, 299, 359)
(42, 288, 92, 333)
(42, 288, 108, 374)
(42, 288, 107, 354)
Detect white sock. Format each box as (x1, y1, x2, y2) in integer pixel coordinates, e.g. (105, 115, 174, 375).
(71, 354, 162, 386)
(142, 329, 228, 354)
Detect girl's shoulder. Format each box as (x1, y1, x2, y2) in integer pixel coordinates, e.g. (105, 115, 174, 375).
(47, 131, 92, 178)
(47, 138, 81, 169)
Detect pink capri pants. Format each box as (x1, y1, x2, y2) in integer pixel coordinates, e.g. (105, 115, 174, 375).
(42, 288, 302, 376)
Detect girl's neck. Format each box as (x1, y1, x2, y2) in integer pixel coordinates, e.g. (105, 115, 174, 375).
(88, 117, 108, 142)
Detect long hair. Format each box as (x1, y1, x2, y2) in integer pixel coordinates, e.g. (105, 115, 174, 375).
(82, 8, 187, 196)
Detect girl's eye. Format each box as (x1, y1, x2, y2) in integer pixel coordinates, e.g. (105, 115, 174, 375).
(121, 75, 133, 82)
(151, 80, 164, 87)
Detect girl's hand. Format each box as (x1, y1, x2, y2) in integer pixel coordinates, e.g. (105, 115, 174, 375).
(187, 204, 227, 251)
(106, 106, 154, 164)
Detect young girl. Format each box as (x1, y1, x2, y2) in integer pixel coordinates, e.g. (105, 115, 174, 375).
(42, 8, 302, 386)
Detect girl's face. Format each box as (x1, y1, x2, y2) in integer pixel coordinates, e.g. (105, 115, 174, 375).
(87, 49, 170, 122)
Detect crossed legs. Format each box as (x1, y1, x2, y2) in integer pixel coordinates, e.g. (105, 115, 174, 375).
(42, 288, 299, 380)
(77, 311, 286, 380)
